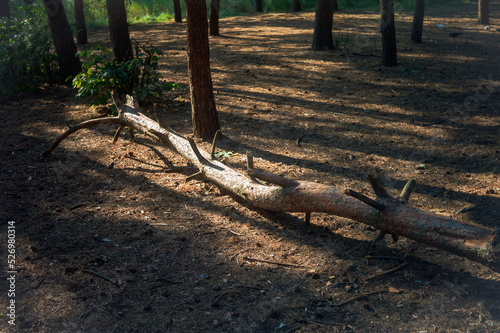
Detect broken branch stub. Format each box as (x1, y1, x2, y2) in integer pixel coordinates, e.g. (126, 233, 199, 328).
(43, 97, 500, 273)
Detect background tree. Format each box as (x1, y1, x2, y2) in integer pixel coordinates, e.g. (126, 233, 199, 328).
(74, 0, 87, 44)
(478, 0, 489, 25)
(42, 0, 81, 80)
(293, 0, 301, 11)
(106, 0, 133, 62)
(311, 0, 334, 51)
(173, 0, 182, 23)
(209, 0, 220, 36)
(381, 0, 397, 66)
(411, 0, 425, 43)
(184, 0, 220, 140)
(0, 0, 10, 18)
(254, 0, 263, 12)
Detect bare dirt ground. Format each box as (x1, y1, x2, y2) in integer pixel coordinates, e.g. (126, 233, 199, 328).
(1, 3, 500, 332)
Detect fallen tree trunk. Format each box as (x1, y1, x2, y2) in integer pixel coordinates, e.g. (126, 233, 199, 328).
(43, 96, 500, 273)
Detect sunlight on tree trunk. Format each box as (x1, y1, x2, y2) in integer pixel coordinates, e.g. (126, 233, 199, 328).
(184, 0, 221, 140)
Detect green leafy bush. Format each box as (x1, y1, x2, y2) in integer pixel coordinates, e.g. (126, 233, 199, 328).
(72, 42, 178, 107)
(0, 3, 56, 99)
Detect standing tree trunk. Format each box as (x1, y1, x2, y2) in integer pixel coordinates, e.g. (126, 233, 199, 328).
(42, 0, 81, 80)
(173, 0, 182, 23)
(381, 0, 397, 67)
(311, 0, 334, 51)
(411, 0, 425, 43)
(209, 0, 220, 36)
(184, 0, 221, 140)
(74, 0, 87, 45)
(254, 0, 263, 12)
(293, 0, 301, 11)
(478, 0, 489, 25)
(0, 0, 10, 18)
(106, 0, 133, 62)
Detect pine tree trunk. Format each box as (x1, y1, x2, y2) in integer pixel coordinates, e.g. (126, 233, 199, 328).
(184, 0, 221, 140)
(0, 0, 10, 18)
(478, 0, 489, 25)
(173, 0, 182, 23)
(209, 0, 220, 36)
(74, 0, 87, 45)
(293, 0, 301, 11)
(254, 0, 263, 12)
(42, 0, 82, 80)
(311, 0, 335, 51)
(411, 0, 425, 43)
(106, 0, 133, 62)
(381, 0, 397, 67)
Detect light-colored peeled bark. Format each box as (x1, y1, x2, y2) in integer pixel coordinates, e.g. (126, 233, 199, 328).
(44, 97, 500, 273)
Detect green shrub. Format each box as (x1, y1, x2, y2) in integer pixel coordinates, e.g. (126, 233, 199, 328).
(0, 3, 56, 99)
(72, 42, 178, 107)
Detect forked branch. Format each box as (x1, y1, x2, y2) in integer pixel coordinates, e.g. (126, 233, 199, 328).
(43, 96, 500, 273)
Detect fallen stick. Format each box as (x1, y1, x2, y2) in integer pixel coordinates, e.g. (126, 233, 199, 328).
(82, 269, 123, 286)
(243, 256, 306, 268)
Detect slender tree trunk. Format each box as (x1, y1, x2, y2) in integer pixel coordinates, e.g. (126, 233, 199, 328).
(381, 0, 397, 67)
(173, 0, 182, 23)
(411, 0, 424, 43)
(74, 0, 87, 45)
(478, 0, 489, 25)
(254, 0, 263, 12)
(311, 0, 334, 51)
(106, 0, 133, 62)
(209, 0, 220, 36)
(42, 0, 81, 80)
(0, 0, 11, 19)
(293, 0, 301, 11)
(184, 0, 221, 140)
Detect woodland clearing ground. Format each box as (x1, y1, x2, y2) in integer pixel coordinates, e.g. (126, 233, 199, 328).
(0, 4, 499, 332)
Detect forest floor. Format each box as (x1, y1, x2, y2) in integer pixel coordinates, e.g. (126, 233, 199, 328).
(1, 3, 500, 332)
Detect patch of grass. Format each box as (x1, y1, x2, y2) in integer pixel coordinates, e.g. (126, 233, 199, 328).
(58, 0, 476, 29)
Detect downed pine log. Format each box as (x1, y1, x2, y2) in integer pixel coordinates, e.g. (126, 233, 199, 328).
(43, 96, 500, 273)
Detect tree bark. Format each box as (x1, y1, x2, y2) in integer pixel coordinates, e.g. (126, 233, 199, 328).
(381, 0, 397, 66)
(42, 0, 82, 80)
(43, 96, 500, 273)
(209, 0, 220, 36)
(106, 0, 133, 62)
(0, 0, 10, 18)
(74, 0, 87, 45)
(173, 0, 182, 23)
(184, 0, 221, 140)
(411, 0, 424, 43)
(478, 0, 489, 25)
(254, 0, 263, 12)
(293, 0, 301, 11)
(311, 0, 335, 51)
